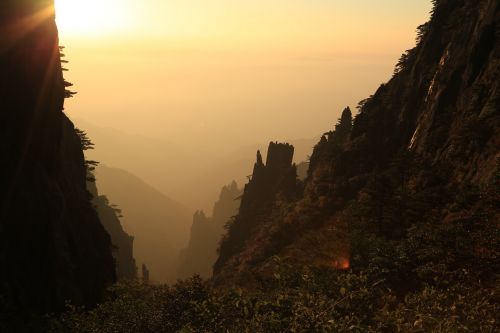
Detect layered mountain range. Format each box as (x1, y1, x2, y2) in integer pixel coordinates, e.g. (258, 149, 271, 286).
(0, 0, 498, 329)
(87, 181, 137, 281)
(94, 165, 192, 282)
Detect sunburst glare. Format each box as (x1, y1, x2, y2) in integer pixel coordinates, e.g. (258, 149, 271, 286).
(55, 0, 132, 36)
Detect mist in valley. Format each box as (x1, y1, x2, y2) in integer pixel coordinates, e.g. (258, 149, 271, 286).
(4, 1, 498, 331)
(59, 3, 431, 280)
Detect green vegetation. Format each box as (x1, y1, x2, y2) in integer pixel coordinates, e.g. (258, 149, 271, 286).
(47, 262, 497, 332)
(43, 167, 499, 333)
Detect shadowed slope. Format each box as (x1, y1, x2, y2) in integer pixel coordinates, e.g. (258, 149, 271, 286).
(213, 0, 500, 286)
(0, 0, 115, 313)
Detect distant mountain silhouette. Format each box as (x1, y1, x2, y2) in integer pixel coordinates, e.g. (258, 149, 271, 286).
(87, 180, 137, 280)
(178, 181, 242, 279)
(94, 165, 192, 283)
(74, 118, 316, 212)
(176, 139, 317, 212)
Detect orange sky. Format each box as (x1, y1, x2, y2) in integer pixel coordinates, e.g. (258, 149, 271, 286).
(55, 0, 432, 152)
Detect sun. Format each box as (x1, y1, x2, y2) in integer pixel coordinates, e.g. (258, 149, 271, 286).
(55, 0, 131, 36)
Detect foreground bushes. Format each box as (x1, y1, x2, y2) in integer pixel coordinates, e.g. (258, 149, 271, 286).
(46, 264, 497, 333)
(47, 174, 498, 332)
(13, 162, 500, 332)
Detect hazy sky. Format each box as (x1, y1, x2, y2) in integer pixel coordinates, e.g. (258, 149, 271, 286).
(55, 0, 432, 152)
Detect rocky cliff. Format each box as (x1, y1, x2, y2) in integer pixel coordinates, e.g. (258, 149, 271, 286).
(87, 181, 137, 280)
(214, 143, 300, 279)
(178, 182, 242, 279)
(0, 0, 115, 313)
(213, 0, 499, 287)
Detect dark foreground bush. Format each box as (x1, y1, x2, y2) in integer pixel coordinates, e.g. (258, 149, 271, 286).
(46, 267, 497, 333)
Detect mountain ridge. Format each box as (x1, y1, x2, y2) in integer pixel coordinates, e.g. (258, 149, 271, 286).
(95, 165, 192, 282)
(213, 0, 500, 287)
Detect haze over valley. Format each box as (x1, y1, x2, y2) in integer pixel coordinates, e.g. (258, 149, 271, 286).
(1, 0, 498, 331)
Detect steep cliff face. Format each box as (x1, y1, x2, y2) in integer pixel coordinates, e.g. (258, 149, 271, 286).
(331, 0, 500, 189)
(214, 143, 300, 280)
(178, 182, 242, 279)
(213, 0, 499, 286)
(178, 211, 214, 279)
(212, 181, 243, 234)
(87, 181, 137, 280)
(0, 0, 115, 313)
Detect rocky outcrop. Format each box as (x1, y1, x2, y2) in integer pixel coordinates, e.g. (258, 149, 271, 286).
(213, 0, 500, 286)
(177, 211, 213, 279)
(239, 143, 297, 217)
(0, 0, 115, 313)
(178, 182, 242, 279)
(88, 181, 137, 280)
(328, 0, 500, 189)
(214, 143, 299, 279)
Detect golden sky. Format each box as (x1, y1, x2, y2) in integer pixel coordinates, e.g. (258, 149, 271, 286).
(55, 0, 431, 151)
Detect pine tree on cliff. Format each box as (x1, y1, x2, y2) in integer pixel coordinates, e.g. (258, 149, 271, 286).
(310, 107, 353, 176)
(75, 128, 99, 181)
(334, 107, 353, 143)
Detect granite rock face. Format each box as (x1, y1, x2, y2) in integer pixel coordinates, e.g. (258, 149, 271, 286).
(214, 143, 299, 279)
(334, 0, 500, 188)
(0, 0, 115, 313)
(239, 143, 297, 217)
(213, 0, 500, 285)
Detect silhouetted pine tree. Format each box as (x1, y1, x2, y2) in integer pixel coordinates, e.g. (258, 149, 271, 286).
(334, 107, 353, 143)
(415, 23, 430, 45)
(75, 128, 99, 181)
(60, 46, 76, 99)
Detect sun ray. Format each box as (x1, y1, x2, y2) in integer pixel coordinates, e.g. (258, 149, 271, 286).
(1, 5, 55, 52)
(54, 0, 132, 36)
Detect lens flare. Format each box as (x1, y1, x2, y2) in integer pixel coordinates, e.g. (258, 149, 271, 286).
(54, 0, 131, 36)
